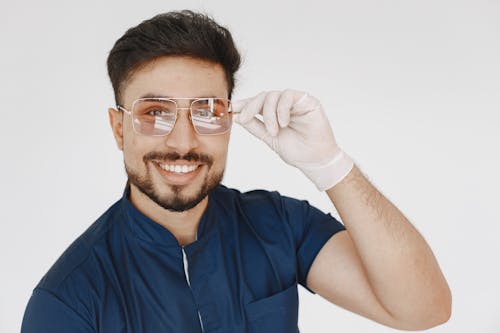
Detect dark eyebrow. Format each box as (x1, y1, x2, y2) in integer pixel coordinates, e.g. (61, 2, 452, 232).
(139, 93, 172, 99)
(138, 93, 220, 100)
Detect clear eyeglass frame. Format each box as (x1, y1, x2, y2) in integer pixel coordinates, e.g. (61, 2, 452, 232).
(116, 97, 234, 136)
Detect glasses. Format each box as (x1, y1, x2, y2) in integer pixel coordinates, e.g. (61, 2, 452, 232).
(117, 97, 233, 136)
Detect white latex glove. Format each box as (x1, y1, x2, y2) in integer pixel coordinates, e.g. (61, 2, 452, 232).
(232, 89, 353, 191)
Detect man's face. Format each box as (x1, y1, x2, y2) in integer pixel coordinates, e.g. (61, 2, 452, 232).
(109, 56, 231, 212)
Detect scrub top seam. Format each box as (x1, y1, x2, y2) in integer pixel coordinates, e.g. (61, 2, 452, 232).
(43, 213, 119, 291)
(33, 287, 96, 331)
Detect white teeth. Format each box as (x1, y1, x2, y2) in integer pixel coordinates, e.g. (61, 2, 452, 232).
(158, 163, 199, 174)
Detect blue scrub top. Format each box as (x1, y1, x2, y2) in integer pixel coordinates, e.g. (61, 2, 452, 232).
(22, 185, 345, 332)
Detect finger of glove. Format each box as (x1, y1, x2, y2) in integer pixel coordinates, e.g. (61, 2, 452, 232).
(262, 91, 281, 136)
(231, 98, 253, 124)
(234, 92, 267, 124)
(238, 117, 274, 149)
(276, 89, 301, 128)
(291, 93, 321, 116)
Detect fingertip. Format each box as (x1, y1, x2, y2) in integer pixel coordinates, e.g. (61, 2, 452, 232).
(277, 110, 290, 128)
(232, 113, 241, 124)
(231, 100, 245, 113)
(264, 120, 279, 137)
(277, 96, 293, 128)
(279, 121, 288, 129)
(262, 91, 281, 137)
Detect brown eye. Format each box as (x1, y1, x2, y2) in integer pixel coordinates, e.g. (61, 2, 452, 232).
(193, 108, 214, 118)
(147, 109, 168, 116)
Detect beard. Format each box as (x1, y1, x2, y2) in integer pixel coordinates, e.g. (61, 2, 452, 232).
(125, 151, 224, 212)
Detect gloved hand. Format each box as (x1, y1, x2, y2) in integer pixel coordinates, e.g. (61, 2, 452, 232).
(232, 89, 353, 191)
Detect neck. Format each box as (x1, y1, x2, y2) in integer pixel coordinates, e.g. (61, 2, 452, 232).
(128, 184, 208, 246)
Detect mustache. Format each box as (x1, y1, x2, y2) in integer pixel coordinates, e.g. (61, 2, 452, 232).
(143, 151, 213, 166)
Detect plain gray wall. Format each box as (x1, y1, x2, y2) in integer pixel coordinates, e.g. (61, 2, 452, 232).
(1, 0, 499, 332)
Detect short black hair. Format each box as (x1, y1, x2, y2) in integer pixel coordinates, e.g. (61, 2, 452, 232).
(107, 10, 241, 104)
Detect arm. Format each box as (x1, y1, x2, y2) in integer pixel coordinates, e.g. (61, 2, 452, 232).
(307, 165, 451, 330)
(233, 89, 451, 330)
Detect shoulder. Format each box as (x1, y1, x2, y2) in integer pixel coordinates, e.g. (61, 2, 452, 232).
(212, 184, 315, 232)
(37, 199, 123, 292)
(213, 184, 304, 212)
(214, 184, 343, 239)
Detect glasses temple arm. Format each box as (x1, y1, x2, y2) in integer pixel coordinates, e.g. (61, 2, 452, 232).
(116, 105, 132, 115)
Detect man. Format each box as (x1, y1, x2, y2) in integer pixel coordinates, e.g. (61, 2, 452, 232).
(21, 10, 451, 332)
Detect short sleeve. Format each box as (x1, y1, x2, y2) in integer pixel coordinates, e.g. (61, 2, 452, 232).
(21, 288, 94, 333)
(281, 196, 346, 293)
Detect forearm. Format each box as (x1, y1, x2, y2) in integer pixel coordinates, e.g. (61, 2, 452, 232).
(326, 165, 451, 326)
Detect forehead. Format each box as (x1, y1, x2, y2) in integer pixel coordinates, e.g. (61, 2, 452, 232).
(122, 56, 228, 105)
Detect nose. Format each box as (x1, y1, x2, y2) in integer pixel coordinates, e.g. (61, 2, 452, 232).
(164, 109, 200, 154)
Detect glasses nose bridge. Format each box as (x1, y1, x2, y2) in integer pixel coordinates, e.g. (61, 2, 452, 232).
(171, 104, 196, 134)
(175, 106, 192, 113)
(173, 105, 194, 125)
(172, 98, 194, 116)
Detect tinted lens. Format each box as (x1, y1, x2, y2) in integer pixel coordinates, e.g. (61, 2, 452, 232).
(132, 99, 176, 135)
(191, 98, 231, 135)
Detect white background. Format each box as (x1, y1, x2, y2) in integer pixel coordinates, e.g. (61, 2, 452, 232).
(1, 0, 499, 332)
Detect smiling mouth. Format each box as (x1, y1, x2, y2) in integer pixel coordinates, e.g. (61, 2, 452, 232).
(152, 161, 204, 186)
(157, 162, 201, 174)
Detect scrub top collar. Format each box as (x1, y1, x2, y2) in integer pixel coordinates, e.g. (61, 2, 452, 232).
(120, 184, 217, 248)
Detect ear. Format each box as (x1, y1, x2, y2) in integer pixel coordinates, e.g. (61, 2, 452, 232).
(108, 107, 124, 151)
